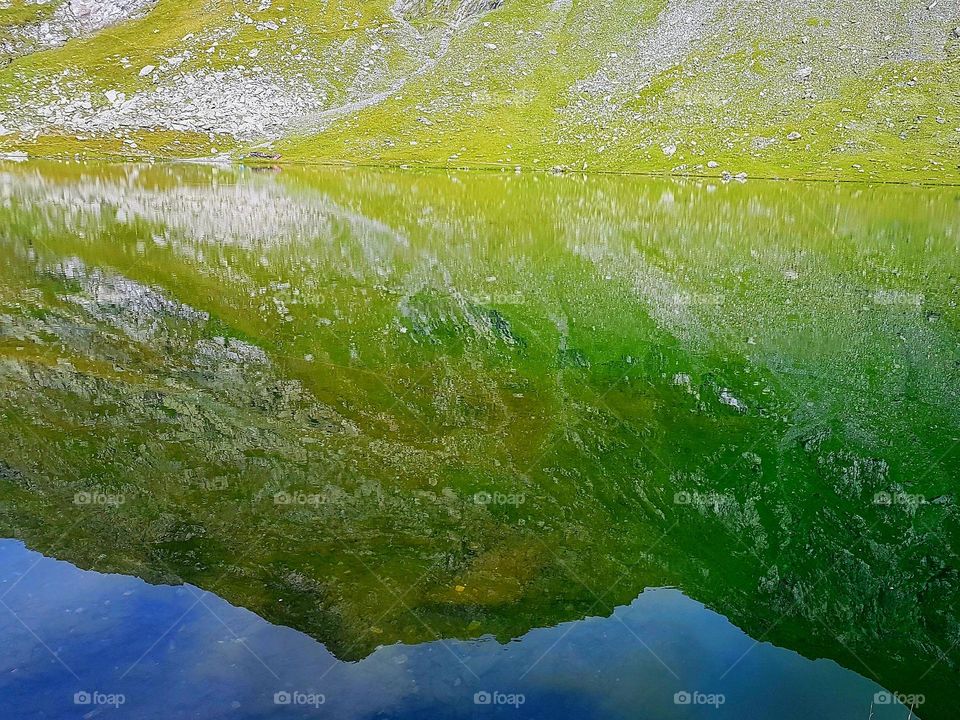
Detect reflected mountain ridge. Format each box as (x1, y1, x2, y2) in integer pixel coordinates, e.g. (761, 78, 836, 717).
(0, 539, 912, 720)
(0, 161, 957, 717)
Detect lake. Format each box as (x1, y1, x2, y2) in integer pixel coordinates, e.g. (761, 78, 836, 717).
(0, 160, 956, 718)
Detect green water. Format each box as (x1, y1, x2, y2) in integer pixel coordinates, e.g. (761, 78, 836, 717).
(0, 161, 957, 716)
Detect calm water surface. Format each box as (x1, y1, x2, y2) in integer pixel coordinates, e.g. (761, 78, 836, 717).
(0, 161, 957, 718)
(0, 540, 905, 719)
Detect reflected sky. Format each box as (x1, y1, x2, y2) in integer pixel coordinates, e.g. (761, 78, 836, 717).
(0, 540, 909, 719)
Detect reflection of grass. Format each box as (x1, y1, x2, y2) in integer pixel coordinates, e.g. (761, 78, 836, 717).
(0, 163, 959, 713)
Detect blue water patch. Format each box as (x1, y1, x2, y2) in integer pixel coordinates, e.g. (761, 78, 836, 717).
(0, 539, 909, 719)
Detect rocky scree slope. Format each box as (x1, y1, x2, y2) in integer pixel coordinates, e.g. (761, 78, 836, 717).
(0, 0, 958, 181)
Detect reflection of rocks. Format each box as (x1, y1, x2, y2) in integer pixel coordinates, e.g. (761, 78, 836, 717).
(0, 167, 337, 247)
(56, 257, 209, 342)
(195, 336, 269, 367)
(0, 162, 958, 717)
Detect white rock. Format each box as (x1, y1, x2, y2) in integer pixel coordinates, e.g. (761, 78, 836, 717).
(138, 64, 155, 77)
(707, 160, 719, 168)
(795, 66, 813, 80)
(719, 389, 747, 412)
(662, 144, 677, 156)
(787, 131, 802, 141)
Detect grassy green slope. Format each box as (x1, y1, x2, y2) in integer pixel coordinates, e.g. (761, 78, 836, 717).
(278, 0, 960, 182)
(0, 0, 959, 181)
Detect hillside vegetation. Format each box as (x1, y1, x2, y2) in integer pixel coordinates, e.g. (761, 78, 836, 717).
(1, 1, 959, 178)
